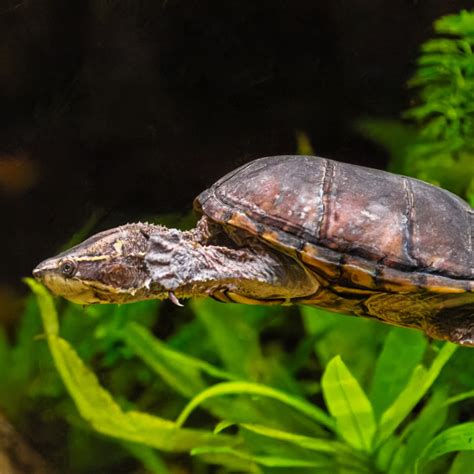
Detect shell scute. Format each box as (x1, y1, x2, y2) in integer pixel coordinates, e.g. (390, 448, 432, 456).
(196, 155, 473, 292)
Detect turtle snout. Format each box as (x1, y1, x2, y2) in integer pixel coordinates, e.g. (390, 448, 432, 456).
(32, 258, 57, 281)
(33, 262, 46, 279)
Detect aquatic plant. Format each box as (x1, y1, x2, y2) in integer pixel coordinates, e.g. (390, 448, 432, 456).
(1, 9, 473, 474)
(358, 10, 474, 205)
(1, 279, 469, 472)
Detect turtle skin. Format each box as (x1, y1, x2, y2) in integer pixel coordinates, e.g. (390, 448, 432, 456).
(195, 155, 474, 345)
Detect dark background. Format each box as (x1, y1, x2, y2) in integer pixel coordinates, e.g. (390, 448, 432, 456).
(1, 0, 472, 294)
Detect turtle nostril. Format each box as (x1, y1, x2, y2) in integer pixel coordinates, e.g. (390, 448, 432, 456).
(32, 258, 52, 279)
(32, 261, 48, 279)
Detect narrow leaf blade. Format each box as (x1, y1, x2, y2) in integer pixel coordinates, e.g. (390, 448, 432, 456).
(192, 446, 336, 469)
(416, 422, 474, 472)
(402, 389, 449, 471)
(370, 328, 427, 418)
(240, 423, 338, 453)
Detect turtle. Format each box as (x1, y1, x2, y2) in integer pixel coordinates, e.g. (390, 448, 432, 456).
(33, 155, 474, 346)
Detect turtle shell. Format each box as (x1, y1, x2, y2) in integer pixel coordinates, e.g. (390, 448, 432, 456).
(195, 155, 473, 295)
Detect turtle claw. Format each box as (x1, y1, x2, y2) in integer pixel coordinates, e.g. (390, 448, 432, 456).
(168, 291, 183, 307)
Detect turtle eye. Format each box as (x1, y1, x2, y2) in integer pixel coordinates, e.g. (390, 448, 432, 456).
(60, 260, 77, 278)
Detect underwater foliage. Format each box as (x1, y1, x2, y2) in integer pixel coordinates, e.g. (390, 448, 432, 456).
(0, 279, 471, 473)
(1, 8, 473, 474)
(358, 10, 474, 205)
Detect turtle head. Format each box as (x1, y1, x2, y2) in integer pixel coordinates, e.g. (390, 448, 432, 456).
(33, 223, 155, 304)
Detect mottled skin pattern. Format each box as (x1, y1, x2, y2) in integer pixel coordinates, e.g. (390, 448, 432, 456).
(33, 218, 317, 305)
(34, 156, 474, 346)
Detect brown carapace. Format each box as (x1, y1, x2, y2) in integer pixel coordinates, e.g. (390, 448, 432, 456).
(34, 156, 474, 346)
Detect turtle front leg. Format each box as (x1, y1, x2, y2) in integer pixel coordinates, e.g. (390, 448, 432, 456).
(144, 221, 319, 303)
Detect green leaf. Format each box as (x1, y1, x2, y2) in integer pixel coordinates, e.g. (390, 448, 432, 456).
(191, 447, 261, 472)
(214, 420, 236, 434)
(387, 444, 407, 474)
(401, 389, 449, 472)
(176, 381, 335, 431)
(370, 327, 427, 419)
(435, 10, 474, 36)
(191, 299, 264, 379)
(240, 423, 339, 454)
(375, 436, 403, 473)
(192, 446, 336, 469)
(449, 451, 474, 474)
(27, 279, 58, 335)
(421, 38, 468, 54)
(321, 355, 375, 452)
(120, 321, 236, 398)
(415, 422, 474, 473)
(123, 443, 171, 474)
(25, 278, 236, 453)
(377, 365, 428, 447)
(446, 389, 474, 406)
(376, 343, 457, 447)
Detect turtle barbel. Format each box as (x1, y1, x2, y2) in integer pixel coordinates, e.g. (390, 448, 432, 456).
(33, 156, 474, 345)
